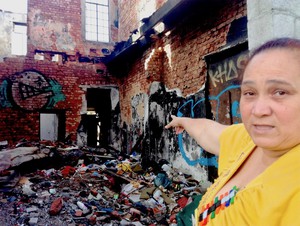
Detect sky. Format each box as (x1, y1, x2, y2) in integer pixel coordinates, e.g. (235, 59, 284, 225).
(0, 0, 27, 13)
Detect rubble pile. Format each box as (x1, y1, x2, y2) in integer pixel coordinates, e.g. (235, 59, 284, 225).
(0, 140, 204, 225)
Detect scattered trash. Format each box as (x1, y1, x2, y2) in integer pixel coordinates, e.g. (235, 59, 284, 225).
(0, 140, 205, 225)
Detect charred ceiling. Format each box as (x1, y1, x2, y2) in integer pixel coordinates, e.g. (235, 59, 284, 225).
(103, 0, 228, 76)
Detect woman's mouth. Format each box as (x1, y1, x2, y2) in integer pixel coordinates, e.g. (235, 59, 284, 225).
(253, 124, 275, 133)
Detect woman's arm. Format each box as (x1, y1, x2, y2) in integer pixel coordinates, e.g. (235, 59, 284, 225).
(165, 115, 228, 156)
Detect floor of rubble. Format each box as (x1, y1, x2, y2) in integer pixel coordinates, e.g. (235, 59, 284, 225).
(0, 142, 205, 226)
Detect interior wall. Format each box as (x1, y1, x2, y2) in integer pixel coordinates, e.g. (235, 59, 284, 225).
(117, 0, 247, 184)
(0, 0, 120, 145)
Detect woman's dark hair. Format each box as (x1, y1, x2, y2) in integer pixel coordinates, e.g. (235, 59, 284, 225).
(249, 37, 300, 61)
(240, 37, 300, 81)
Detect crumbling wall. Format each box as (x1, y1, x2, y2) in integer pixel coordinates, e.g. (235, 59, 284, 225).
(0, 0, 121, 148)
(0, 59, 121, 146)
(0, 11, 27, 61)
(118, 0, 247, 183)
(118, 0, 168, 42)
(27, 0, 119, 56)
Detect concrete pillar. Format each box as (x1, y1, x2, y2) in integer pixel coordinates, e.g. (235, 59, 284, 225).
(247, 0, 300, 50)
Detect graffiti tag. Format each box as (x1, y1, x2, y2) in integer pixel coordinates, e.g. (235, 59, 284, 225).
(177, 85, 241, 167)
(208, 54, 247, 87)
(0, 70, 65, 110)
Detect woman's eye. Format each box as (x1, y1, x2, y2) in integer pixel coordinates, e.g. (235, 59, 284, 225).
(242, 91, 255, 96)
(274, 90, 287, 96)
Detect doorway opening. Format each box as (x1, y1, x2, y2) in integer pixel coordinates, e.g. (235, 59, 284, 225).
(40, 111, 65, 141)
(86, 88, 112, 147)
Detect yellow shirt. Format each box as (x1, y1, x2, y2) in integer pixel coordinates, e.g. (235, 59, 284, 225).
(194, 123, 300, 226)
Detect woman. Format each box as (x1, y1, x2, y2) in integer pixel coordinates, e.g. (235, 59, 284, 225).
(165, 37, 300, 225)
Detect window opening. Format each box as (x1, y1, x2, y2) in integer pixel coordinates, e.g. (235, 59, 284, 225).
(0, 0, 28, 13)
(11, 23, 27, 55)
(85, 0, 109, 42)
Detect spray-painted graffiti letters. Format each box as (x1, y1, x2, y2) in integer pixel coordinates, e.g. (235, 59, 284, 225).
(208, 54, 247, 87)
(177, 85, 241, 167)
(0, 70, 65, 111)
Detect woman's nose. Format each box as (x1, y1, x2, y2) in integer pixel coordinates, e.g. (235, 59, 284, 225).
(251, 97, 272, 116)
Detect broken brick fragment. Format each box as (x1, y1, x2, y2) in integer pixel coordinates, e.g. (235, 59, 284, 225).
(49, 197, 63, 216)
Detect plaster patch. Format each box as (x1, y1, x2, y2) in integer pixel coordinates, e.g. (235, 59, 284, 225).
(30, 9, 75, 51)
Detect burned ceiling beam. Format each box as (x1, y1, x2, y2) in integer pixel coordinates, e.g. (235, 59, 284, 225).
(140, 0, 200, 36)
(102, 36, 151, 75)
(104, 0, 227, 76)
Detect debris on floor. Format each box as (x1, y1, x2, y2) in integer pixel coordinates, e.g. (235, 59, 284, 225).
(0, 139, 205, 225)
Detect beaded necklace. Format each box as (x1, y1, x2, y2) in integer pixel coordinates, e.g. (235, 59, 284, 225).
(198, 186, 239, 226)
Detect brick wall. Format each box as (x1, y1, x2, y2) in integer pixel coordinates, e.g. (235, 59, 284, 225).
(27, 0, 118, 56)
(118, 0, 168, 42)
(116, 0, 247, 181)
(0, 56, 119, 144)
(0, 0, 247, 181)
(0, 0, 119, 145)
(119, 0, 246, 123)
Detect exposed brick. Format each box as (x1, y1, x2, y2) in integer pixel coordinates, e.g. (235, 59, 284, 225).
(118, 0, 246, 122)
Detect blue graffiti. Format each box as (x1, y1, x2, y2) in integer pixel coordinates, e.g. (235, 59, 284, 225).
(177, 84, 241, 167)
(178, 133, 218, 166)
(232, 100, 240, 123)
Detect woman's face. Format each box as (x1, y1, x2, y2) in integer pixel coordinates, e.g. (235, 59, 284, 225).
(240, 48, 300, 152)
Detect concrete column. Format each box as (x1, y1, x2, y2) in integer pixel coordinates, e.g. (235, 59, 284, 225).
(247, 0, 300, 50)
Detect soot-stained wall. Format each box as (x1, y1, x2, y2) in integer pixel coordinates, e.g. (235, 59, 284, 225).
(117, 0, 247, 184)
(0, 0, 248, 185)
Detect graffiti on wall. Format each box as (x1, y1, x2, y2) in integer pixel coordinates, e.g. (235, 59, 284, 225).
(208, 53, 247, 87)
(208, 52, 247, 125)
(176, 47, 248, 168)
(176, 84, 241, 167)
(0, 70, 65, 110)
